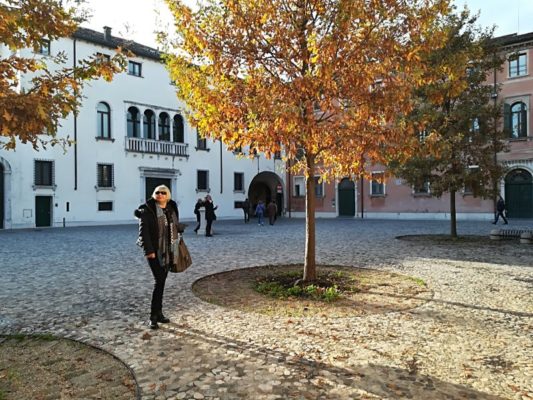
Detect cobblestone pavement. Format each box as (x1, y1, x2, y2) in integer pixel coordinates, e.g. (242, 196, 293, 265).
(1, 218, 532, 400)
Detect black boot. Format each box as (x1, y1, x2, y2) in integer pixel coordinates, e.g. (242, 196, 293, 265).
(148, 319, 159, 330)
(157, 312, 170, 323)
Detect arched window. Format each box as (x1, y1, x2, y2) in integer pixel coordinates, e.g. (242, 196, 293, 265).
(143, 110, 155, 140)
(173, 114, 184, 143)
(96, 102, 111, 138)
(505, 102, 527, 138)
(127, 106, 140, 138)
(158, 112, 170, 141)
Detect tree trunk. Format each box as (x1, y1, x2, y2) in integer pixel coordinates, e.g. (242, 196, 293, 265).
(303, 155, 317, 282)
(450, 190, 457, 238)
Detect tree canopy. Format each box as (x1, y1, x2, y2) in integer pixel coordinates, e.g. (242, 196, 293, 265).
(389, 10, 508, 237)
(0, 0, 125, 150)
(163, 0, 452, 280)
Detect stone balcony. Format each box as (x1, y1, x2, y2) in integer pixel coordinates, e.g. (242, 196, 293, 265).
(125, 136, 189, 157)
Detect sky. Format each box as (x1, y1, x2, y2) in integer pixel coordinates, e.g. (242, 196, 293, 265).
(82, 0, 533, 49)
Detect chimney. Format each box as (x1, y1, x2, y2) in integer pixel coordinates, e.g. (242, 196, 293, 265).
(103, 26, 112, 41)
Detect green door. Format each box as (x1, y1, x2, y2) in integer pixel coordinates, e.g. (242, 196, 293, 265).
(338, 178, 355, 216)
(145, 178, 171, 201)
(505, 169, 533, 218)
(35, 196, 52, 227)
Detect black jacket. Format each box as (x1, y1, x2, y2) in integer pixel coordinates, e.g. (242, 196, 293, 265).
(204, 201, 217, 221)
(134, 198, 179, 256)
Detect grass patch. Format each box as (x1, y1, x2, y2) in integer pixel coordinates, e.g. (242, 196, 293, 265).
(409, 277, 426, 287)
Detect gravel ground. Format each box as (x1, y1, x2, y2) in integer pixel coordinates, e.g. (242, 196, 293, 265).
(0, 218, 531, 399)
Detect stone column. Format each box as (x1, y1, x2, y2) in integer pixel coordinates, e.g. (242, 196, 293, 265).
(196, 209, 206, 235)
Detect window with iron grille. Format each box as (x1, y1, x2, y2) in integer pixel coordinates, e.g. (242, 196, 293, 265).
(97, 164, 114, 188)
(234, 172, 244, 192)
(34, 160, 54, 186)
(197, 170, 209, 191)
(98, 201, 113, 211)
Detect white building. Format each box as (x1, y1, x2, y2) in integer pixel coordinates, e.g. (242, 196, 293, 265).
(0, 27, 285, 229)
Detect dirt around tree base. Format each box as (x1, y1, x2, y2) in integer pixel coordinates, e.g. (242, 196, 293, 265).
(0, 335, 137, 400)
(192, 265, 432, 318)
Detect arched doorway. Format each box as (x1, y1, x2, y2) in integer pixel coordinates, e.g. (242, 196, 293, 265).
(248, 171, 283, 217)
(505, 169, 533, 218)
(0, 163, 3, 228)
(338, 178, 355, 216)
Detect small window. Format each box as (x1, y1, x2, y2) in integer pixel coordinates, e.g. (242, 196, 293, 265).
(370, 172, 385, 196)
(293, 176, 305, 197)
(98, 201, 113, 211)
(234, 172, 244, 192)
(509, 53, 527, 78)
(34, 160, 54, 186)
(36, 39, 50, 55)
(97, 164, 114, 188)
(414, 180, 430, 195)
(96, 52, 111, 62)
(196, 129, 207, 150)
(197, 170, 209, 192)
(418, 130, 428, 143)
(128, 61, 142, 77)
(96, 102, 111, 138)
(510, 102, 527, 138)
(313, 176, 324, 198)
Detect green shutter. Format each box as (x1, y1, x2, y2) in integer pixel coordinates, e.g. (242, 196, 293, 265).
(520, 108, 527, 137)
(503, 103, 511, 136)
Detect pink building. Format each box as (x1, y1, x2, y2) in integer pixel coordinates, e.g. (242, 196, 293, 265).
(286, 32, 533, 221)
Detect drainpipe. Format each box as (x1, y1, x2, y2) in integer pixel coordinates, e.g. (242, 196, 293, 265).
(288, 158, 292, 218)
(73, 38, 78, 191)
(360, 175, 364, 219)
(492, 60, 498, 218)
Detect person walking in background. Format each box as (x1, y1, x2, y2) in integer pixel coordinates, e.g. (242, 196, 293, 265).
(242, 198, 250, 223)
(204, 194, 218, 237)
(267, 200, 278, 225)
(134, 185, 180, 329)
(255, 200, 265, 226)
(493, 195, 508, 225)
(193, 198, 203, 233)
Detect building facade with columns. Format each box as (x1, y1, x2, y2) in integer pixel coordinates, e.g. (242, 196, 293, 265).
(0, 27, 285, 229)
(287, 31, 533, 221)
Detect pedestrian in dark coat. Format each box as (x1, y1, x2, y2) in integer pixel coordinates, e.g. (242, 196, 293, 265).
(193, 198, 203, 233)
(493, 195, 508, 225)
(134, 185, 180, 329)
(242, 198, 250, 223)
(267, 200, 278, 225)
(204, 195, 218, 237)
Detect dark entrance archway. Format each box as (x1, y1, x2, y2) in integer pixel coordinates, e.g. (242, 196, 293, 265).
(338, 178, 355, 216)
(248, 172, 283, 217)
(505, 169, 533, 218)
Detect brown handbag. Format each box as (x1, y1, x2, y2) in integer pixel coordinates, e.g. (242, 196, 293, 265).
(170, 238, 192, 273)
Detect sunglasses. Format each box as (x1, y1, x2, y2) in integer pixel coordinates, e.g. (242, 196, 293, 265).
(155, 191, 167, 195)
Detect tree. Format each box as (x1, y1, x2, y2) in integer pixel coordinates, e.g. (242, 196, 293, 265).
(389, 10, 508, 238)
(163, 0, 451, 281)
(0, 0, 126, 150)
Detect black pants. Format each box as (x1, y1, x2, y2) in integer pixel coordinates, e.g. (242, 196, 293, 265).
(194, 213, 201, 231)
(206, 219, 213, 236)
(494, 211, 508, 224)
(243, 210, 249, 223)
(147, 257, 168, 319)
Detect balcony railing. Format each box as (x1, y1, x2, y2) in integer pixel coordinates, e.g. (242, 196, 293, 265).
(125, 137, 189, 157)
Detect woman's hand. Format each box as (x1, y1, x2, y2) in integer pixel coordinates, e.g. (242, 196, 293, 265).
(146, 253, 156, 259)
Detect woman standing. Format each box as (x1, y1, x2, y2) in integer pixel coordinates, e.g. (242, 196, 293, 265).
(204, 194, 218, 237)
(134, 185, 179, 329)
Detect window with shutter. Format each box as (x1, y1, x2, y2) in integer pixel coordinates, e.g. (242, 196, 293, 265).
(97, 164, 113, 188)
(34, 160, 54, 187)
